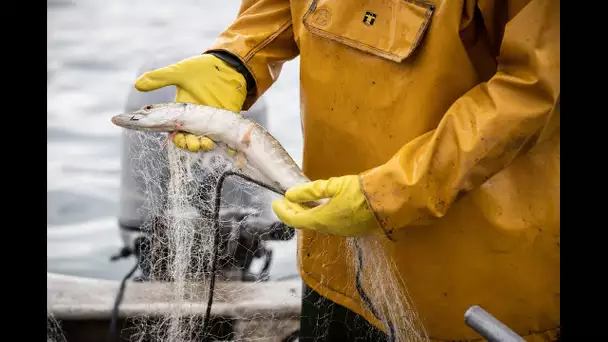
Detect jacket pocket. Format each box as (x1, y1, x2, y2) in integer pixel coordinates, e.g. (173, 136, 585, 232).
(302, 0, 435, 63)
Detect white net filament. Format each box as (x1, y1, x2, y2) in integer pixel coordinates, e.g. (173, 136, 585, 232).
(123, 130, 307, 341)
(125, 129, 428, 341)
(347, 237, 429, 342)
(48, 128, 429, 342)
(126, 130, 271, 341)
(47, 310, 67, 342)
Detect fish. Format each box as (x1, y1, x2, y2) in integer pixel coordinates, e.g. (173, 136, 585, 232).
(111, 102, 321, 204)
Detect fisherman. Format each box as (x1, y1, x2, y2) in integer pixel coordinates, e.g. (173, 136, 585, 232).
(133, 1, 560, 341)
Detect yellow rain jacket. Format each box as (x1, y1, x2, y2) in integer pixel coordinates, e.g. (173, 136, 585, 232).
(207, 0, 560, 340)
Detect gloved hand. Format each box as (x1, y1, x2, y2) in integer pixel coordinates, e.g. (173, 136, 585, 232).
(134, 54, 247, 152)
(271, 175, 383, 237)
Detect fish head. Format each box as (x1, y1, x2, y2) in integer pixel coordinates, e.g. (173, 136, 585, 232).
(111, 102, 189, 132)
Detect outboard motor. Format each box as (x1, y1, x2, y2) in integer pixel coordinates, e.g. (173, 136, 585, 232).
(112, 53, 294, 282)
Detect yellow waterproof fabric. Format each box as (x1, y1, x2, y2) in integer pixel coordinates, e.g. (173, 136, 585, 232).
(208, 0, 560, 340)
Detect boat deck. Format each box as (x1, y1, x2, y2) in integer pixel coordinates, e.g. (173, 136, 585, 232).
(47, 272, 301, 341)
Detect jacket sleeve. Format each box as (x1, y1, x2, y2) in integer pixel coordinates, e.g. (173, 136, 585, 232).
(205, 0, 300, 110)
(359, 0, 560, 236)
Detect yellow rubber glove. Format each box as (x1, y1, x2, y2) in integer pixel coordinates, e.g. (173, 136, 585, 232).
(134, 54, 247, 152)
(271, 175, 384, 237)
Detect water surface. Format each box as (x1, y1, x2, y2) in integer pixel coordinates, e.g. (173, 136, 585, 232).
(47, 0, 303, 281)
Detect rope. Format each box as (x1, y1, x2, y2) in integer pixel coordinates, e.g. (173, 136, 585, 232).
(107, 259, 139, 341)
(353, 238, 396, 342)
(202, 171, 285, 338)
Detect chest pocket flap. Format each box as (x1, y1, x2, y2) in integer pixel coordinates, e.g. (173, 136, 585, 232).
(303, 0, 435, 63)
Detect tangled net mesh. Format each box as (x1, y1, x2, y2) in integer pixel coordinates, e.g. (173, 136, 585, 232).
(123, 130, 297, 341)
(109, 127, 429, 342)
(47, 126, 430, 341)
(47, 309, 67, 342)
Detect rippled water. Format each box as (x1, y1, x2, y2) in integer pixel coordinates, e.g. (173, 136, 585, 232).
(47, 0, 302, 280)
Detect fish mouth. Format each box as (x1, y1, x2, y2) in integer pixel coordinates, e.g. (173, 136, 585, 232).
(111, 114, 132, 127)
(111, 113, 175, 132)
(111, 115, 121, 126)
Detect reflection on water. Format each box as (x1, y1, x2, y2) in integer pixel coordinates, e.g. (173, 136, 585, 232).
(47, 0, 302, 280)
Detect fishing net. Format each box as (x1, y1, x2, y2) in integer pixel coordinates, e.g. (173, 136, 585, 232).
(47, 310, 68, 342)
(121, 129, 303, 342)
(117, 129, 428, 342)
